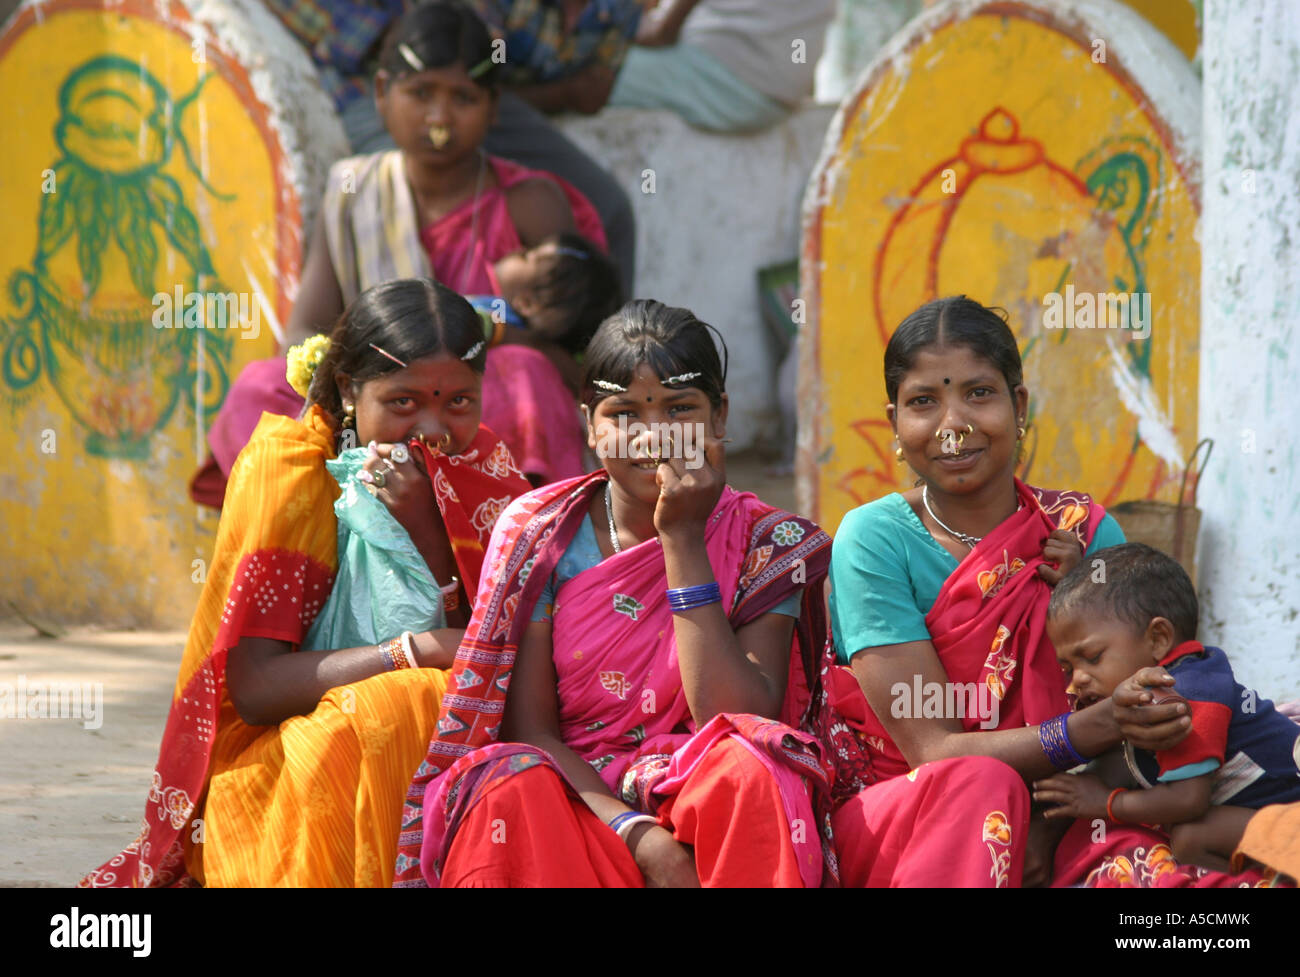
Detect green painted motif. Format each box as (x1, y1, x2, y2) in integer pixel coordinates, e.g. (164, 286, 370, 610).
(1, 55, 237, 459)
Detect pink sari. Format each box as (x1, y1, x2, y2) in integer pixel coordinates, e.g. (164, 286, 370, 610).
(395, 472, 837, 887)
(819, 481, 1278, 887)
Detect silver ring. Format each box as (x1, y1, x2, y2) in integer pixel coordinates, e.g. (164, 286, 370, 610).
(390, 443, 410, 464)
(371, 468, 387, 489)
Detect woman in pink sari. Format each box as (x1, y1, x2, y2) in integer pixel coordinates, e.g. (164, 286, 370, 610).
(395, 300, 837, 887)
(818, 296, 1276, 887)
(193, 3, 602, 502)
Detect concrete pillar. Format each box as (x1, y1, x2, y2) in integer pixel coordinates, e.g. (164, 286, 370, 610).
(1198, 0, 1300, 697)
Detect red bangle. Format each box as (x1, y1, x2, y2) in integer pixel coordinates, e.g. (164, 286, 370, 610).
(1106, 787, 1128, 823)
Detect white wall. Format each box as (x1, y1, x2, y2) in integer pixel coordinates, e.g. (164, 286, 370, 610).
(1198, 0, 1300, 698)
(560, 106, 836, 451)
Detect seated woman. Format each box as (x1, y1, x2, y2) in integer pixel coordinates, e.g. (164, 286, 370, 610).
(819, 295, 1271, 887)
(195, 2, 606, 500)
(395, 300, 837, 888)
(81, 279, 529, 887)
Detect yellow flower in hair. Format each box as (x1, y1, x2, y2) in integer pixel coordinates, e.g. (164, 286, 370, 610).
(286, 334, 331, 398)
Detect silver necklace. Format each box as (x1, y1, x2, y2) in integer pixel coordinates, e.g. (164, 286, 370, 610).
(605, 481, 621, 553)
(922, 484, 1020, 548)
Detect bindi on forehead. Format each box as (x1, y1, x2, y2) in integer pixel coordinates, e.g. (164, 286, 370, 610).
(944, 377, 950, 385)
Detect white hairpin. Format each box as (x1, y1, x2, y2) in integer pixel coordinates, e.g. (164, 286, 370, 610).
(663, 372, 702, 385)
(398, 43, 425, 72)
(592, 379, 628, 393)
(461, 340, 485, 361)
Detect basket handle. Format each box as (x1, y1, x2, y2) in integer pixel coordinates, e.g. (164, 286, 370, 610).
(1177, 438, 1214, 510)
(1171, 438, 1213, 567)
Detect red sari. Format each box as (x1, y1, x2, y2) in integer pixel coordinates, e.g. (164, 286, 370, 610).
(818, 480, 1275, 887)
(394, 472, 837, 887)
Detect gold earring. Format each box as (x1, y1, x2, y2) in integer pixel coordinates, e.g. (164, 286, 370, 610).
(343, 403, 355, 430)
(895, 445, 905, 462)
(1017, 421, 1026, 440)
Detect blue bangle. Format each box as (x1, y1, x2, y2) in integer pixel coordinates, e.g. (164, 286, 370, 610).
(666, 582, 721, 612)
(607, 810, 644, 834)
(1039, 711, 1089, 770)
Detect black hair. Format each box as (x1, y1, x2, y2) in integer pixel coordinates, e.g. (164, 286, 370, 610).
(528, 232, 624, 354)
(376, 1, 499, 89)
(884, 296, 1024, 403)
(309, 277, 487, 421)
(581, 300, 728, 409)
(1047, 542, 1199, 645)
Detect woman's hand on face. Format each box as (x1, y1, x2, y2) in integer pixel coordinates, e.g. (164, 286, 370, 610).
(364, 441, 445, 542)
(1113, 666, 1191, 751)
(1037, 529, 1084, 586)
(653, 436, 726, 541)
(628, 823, 700, 888)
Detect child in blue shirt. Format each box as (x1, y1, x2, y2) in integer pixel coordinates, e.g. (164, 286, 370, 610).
(1037, 542, 1300, 871)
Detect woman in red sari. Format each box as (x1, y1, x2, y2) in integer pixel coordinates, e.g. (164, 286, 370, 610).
(819, 295, 1269, 887)
(395, 300, 837, 887)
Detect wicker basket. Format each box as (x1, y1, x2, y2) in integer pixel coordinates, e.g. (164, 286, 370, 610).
(1109, 439, 1213, 586)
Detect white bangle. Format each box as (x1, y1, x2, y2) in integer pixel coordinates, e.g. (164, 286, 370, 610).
(615, 814, 658, 842)
(399, 630, 418, 669)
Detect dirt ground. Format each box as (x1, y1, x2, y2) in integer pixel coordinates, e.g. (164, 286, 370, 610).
(0, 454, 796, 887)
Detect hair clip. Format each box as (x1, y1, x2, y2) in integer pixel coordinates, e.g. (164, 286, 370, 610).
(461, 340, 485, 361)
(467, 56, 495, 80)
(398, 43, 425, 73)
(663, 372, 701, 385)
(592, 379, 628, 393)
(369, 343, 408, 368)
(552, 246, 589, 260)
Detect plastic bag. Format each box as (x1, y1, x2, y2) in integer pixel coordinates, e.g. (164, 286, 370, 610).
(301, 446, 445, 651)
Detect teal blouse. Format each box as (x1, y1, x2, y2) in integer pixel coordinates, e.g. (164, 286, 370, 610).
(829, 493, 1126, 664)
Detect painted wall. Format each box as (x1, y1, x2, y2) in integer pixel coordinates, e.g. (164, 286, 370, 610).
(1198, 0, 1300, 698)
(798, 0, 1202, 537)
(562, 105, 837, 452)
(0, 0, 346, 628)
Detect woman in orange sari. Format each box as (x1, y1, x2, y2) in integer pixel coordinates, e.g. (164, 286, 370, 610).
(81, 278, 527, 887)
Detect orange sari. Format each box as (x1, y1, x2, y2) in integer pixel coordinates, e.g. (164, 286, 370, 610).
(80, 407, 523, 887)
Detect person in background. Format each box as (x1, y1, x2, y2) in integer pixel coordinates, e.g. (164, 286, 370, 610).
(264, 0, 645, 295)
(609, 0, 837, 133)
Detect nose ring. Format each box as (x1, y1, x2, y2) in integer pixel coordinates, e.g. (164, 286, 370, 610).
(438, 432, 453, 452)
